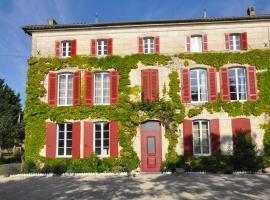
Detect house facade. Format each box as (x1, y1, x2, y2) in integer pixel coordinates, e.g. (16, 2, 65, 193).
(22, 11, 270, 172)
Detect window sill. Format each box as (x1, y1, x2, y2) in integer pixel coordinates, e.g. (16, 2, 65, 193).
(193, 154, 211, 157)
(57, 104, 73, 107)
(56, 155, 72, 158)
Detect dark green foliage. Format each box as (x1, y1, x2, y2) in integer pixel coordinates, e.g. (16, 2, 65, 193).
(22, 160, 38, 173)
(263, 123, 270, 156)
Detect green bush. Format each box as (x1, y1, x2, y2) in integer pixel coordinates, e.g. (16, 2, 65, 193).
(51, 161, 67, 175)
(263, 123, 270, 156)
(23, 160, 38, 173)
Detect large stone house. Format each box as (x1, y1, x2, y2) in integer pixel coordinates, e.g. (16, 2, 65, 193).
(22, 8, 270, 172)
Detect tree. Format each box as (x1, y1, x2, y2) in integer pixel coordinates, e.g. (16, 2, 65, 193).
(0, 79, 24, 158)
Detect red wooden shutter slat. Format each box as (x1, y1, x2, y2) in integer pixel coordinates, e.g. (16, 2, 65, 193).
(150, 69, 159, 101)
(231, 118, 251, 147)
(240, 32, 248, 50)
(55, 41, 61, 57)
(220, 67, 230, 101)
(107, 38, 113, 55)
(71, 39, 77, 56)
(72, 122, 81, 158)
(247, 66, 257, 101)
(208, 68, 217, 102)
(186, 36, 191, 52)
(138, 37, 143, 53)
(154, 36, 160, 54)
(46, 122, 57, 158)
(73, 71, 81, 105)
(141, 69, 150, 101)
(183, 119, 193, 156)
(110, 71, 119, 104)
(210, 119, 221, 155)
(202, 34, 208, 52)
(48, 72, 58, 106)
(85, 71, 94, 105)
(225, 33, 230, 50)
(90, 39, 97, 56)
(181, 68, 191, 103)
(84, 121, 93, 158)
(110, 121, 119, 158)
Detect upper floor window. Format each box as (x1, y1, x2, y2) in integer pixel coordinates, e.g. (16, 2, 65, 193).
(143, 37, 154, 54)
(61, 41, 71, 57)
(58, 73, 73, 106)
(57, 123, 72, 157)
(90, 38, 112, 56)
(94, 72, 110, 105)
(138, 36, 160, 54)
(191, 35, 202, 52)
(193, 120, 210, 156)
(94, 122, 110, 156)
(190, 69, 208, 102)
(229, 68, 247, 101)
(97, 39, 108, 56)
(225, 32, 247, 51)
(229, 34, 241, 51)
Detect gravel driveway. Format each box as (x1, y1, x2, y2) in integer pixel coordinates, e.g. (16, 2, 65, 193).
(0, 173, 270, 200)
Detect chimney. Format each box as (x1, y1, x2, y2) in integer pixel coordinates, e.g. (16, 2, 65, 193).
(95, 13, 99, 24)
(48, 18, 57, 25)
(247, 6, 256, 16)
(203, 9, 207, 19)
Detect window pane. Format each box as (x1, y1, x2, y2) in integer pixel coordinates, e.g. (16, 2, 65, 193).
(58, 140, 64, 147)
(141, 121, 160, 132)
(103, 139, 109, 147)
(103, 148, 109, 155)
(147, 137, 155, 154)
(66, 140, 72, 148)
(59, 124, 65, 131)
(67, 124, 72, 132)
(95, 148, 101, 155)
(104, 131, 109, 139)
(66, 148, 72, 155)
(95, 140, 101, 147)
(95, 123, 101, 131)
(67, 131, 72, 140)
(58, 148, 64, 155)
(191, 36, 202, 52)
(104, 123, 109, 131)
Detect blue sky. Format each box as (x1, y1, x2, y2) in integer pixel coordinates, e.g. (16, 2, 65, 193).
(0, 0, 270, 107)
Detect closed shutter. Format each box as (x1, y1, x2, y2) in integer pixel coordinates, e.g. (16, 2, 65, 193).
(154, 36, 160, 54)
(210, 119, 221, 155)
(150, 69, 159, 101)
(186, 36, 191, 52)
(224, 33, 230, 50)
(231, 118, 251, 147)
(247, 66, 257, 101)
(208, 68, 217, 102)
(110, 71, 119, 104)
(183, 119, 193, 156)
(46, 122, 57, 158)
(73, 71, 81, 105)
(72, 122, 81, 158)
(84, 71, 94, 105)
(55, 41, 61, 57)
(48, 72, 58, 106)
(107, 38, 113, 55)
(181, 68, 191, 103)
(141, 69, 150, 101)
(90, 39, 96, 56)
(84, 122, 93, 158)
(138, 37, 143, 53)
(240, 32, 248, 50)
(220, 67, 230, 101)
(71, 40, 77, 56)
(202, 34, 208, 52)
(110, 121, 119, 158)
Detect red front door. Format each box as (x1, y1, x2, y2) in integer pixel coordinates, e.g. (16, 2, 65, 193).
(141, 121, 162, 172)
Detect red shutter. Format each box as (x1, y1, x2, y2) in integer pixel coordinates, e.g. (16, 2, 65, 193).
(71, 40, 77, 56)
(224, 33, 230, 50)
(84, 121, 93, 158)
(110, 71, 119, 104)
(46, 122, 57, 158)
(202, 34, 208, 52)
(150, 69, 159, 101)
(72, 122, 81, 158)
(154, 36, 160, 54)
(247, 66, 257, 101)
(186, 36, 191, 52)
(181, 68, 191, 103)
(48, 72, 58, 106)
(141, 69, 150, 101)
(231, 118, 251, 147)
(110, 121, 119, 158)
(84, 71, 94, 105)
(138, 37, 143, 53)
(107, 38, 113, 55)
(208, 68, 217, 102)
(55, 41, 61, 57)
(220, 67, 230, 101)
(240, 32, 248, 50)
(73, 71, 81, 105)
(90, 39, 96, 56)
(210, 119, 221, 155)
(183, 119, 193, 156)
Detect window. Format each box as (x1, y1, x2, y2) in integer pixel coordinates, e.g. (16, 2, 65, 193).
(62, 41, 71, 57)
(190, 69, 208, 102)
(229, 68, 247, 101)
(97, 39, 108, 56)
(57, 123, 72, 157)
(230, 34, 241, 51)
(191, 35, 202, 52)
(94, 72, 110, 105)
(144, 37, 154, 54)
(94, 122, 110, 156)
(193, 120, 210, 156)
(58, 73, 73, 106)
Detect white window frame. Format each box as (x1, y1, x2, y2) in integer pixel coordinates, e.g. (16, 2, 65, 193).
(190, 68, 208, 103)
(191, 35, 202, 52)
(229, 34, 241, 51)
(192, 120, 211, 156)
(229, 67, 247, 101)
(56, 123, 72, 158)
(61, 41, 71, 57)
(97, 39, 108, 56)
(93, 122, 110, 157)
(143, 37, 154, 54)
(57, 73, 73, 106)
(94, 72, 110, 105)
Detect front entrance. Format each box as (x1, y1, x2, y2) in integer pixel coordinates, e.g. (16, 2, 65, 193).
(141, 121, 162, 172)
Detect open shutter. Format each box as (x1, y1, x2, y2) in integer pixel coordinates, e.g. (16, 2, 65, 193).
(73, 71, 81, 105)
(231, 118, 251, 147)
(85, 71, 94, 105)
(55, 41, 61, 57)
(107, 38, 113, 55)
(46, 122, 57, 158)
(154, 36, 160, 54)
(208, 68, 217, 102)
(138, 37, 143, 53)
(220, 67, 230, 101)
(90, 39, 97, 56)
(183, 119, 193, 156)
(210, 119, 221, 155)
(141, 69, 150, 101)
(110, 71, 119, 104)
(48, 72, 58, 106)
(181, 68, 191, 103)
(202, 34, 208, 52)
(72, 122, 81, 158)
(240, 32, 248, 50)
(71, 40, 77, 56)
(110, 121, 119, 158)
(224, 33, 230, 50)
(84, 122, 93, 158)
(186, 36, 191, 52)
(247, 66, 257, 101)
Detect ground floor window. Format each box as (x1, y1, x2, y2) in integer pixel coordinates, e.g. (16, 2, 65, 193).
(192, 120, 210, 156)
(94, 122, 110, 156)
(57, 123, 72, 157)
